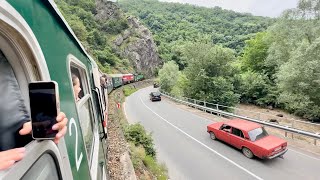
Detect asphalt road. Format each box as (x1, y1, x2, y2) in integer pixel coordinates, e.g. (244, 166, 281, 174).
(124, 87, 320, 180)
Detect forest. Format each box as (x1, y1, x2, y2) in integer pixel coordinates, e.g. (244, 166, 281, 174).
(129, 0, 319, 122)
(57, 0, 320, 122)
(118, 0, 273, 66)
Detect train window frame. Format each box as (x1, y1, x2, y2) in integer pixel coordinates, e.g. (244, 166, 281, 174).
(67, 54, 100, 175)
(0, 141, 66, 179)
(21, 153, 60, 180)
(0, 2, 51, 107)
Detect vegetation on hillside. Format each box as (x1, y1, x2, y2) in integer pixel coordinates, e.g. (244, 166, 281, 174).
(118, 0, 273, 68)
(123, 86, 137, 96)
(157, 0, 320, 122)
(56, 0, 131, 73)
(125, 124, 168, 179)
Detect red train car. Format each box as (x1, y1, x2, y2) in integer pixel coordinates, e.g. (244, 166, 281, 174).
(122, 73, 134, 84)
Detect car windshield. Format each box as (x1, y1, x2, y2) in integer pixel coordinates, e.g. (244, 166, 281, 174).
(248, 127, 268, 141)
(152, 92, 160, 96)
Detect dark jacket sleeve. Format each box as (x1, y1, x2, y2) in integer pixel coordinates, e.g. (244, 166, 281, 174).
(0, 51, 32, 151)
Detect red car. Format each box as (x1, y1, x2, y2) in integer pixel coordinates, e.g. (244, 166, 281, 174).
(207, 119, 288, 159)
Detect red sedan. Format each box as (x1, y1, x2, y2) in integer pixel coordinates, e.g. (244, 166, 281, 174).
(207, 119, 288, 159)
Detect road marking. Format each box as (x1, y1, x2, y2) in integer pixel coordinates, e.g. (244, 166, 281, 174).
(162, 96, 320, 162)
(140, 97, 263, 180)
(288, 148, 320, 161)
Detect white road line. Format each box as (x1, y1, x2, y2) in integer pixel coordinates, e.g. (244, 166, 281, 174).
(140, 97, 263, 180)
(288, 148, 320, 161)
(162, 96, 320, 162)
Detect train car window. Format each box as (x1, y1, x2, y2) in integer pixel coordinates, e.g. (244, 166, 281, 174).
(21, 153, 61, 180)
(71, 66, 87, 100)
(69, 60, 96, 165)
(78, 98, 95, 161)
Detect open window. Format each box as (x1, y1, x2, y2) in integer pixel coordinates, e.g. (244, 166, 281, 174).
(69, 56, 97, 166)
(220, 124, 231, 132)
(231, 127, 244, 138)
(0, 4, 48, 150)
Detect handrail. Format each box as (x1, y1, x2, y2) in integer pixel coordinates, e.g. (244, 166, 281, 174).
(160, 91, 320, 142)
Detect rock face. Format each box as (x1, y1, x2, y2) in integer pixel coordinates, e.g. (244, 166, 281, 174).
(95, 0, 121, 20)
(121, 17, 162, 77)
(95, 0, 162, 77)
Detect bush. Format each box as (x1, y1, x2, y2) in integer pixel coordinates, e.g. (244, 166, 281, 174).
(94, 49, 119, 66)
(143, 156, 168, 180)
(239, 71, 276, 106)
(129, 143, 168, 179)
(102, 17, 129, 34)
(123, 86, 137, 97)
(124, 124, 156, 157)
(158, 61, 180, 92)
(129, 143, 146, 169)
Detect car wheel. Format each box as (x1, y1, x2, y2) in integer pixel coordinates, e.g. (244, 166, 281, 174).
(209, 132, 216, 140)
(242, 147, 254, 159)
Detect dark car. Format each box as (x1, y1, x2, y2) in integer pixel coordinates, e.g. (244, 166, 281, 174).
(150, 92, 161, 101)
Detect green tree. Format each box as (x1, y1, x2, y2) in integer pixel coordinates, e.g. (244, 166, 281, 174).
(158, 61, 180, 92)
(239, 71, 277, 106)
(171, 72, 188, 97)
(66, 15, 88, 42)
(277, 38, 320, 121)
(182, 43, 239, 106)
(240, 32, 272, 75)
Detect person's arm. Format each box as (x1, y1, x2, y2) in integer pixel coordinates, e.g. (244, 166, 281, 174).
(0, 148, 25, 170)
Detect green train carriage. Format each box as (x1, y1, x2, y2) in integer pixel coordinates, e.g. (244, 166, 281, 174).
(0, 0, 108, 179)
(109, 74, 123, 89)
(104, 74, 114, 94)
(134, 74, 144, 82)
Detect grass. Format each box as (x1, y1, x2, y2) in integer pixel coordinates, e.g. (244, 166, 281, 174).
(123, 86, 137, 97)
(129, 143, 169, 180)
(143, 156, 168, 180)
(126, 124, 168, 179)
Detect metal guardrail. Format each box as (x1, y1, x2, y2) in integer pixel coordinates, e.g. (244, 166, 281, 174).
(160, 91, 320, 145)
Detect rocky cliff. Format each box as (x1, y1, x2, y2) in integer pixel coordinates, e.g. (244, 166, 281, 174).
(95, 0, 162, 77)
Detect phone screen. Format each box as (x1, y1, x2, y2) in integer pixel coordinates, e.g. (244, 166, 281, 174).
(29, 82, 58, 139)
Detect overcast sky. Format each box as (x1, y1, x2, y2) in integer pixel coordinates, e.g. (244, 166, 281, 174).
(158, 0, 299, 17)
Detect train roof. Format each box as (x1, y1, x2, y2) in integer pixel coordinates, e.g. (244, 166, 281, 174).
(109, 74, 123, 77)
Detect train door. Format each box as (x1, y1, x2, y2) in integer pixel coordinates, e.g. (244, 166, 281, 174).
(90, 62, 109, 179)
(0, 3, 71, 179)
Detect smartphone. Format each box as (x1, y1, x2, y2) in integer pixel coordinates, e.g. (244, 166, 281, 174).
(28, 81, 60, 139)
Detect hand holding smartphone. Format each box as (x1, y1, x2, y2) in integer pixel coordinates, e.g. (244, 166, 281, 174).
(28, 81, 60, 139)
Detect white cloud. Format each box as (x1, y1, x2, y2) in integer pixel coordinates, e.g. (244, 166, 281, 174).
(158, 0, 299, 17)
